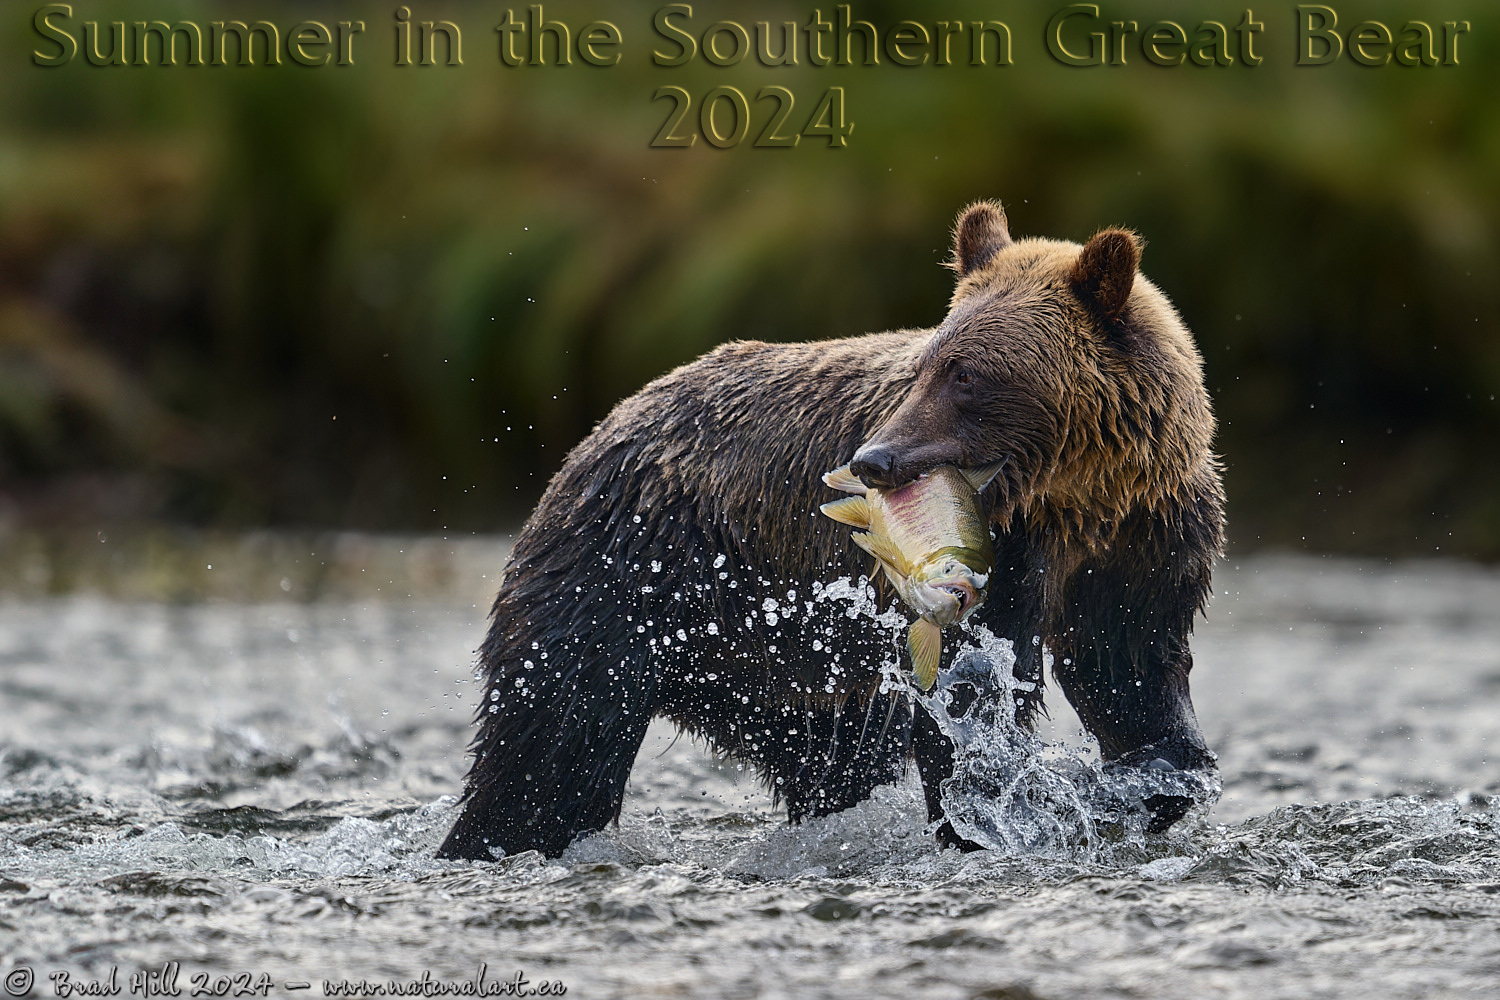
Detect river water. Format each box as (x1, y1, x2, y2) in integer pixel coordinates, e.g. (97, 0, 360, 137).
(2, 539, 1498, 999)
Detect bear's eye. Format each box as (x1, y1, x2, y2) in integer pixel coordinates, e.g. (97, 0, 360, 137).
(955, 369, 974, 386)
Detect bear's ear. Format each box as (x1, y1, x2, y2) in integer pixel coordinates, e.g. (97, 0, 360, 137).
(1069, 228, 1142, 321)
(947, 200, 1012, 277)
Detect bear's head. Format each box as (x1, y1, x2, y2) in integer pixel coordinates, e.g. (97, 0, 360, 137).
(850, 200, 1215, 546)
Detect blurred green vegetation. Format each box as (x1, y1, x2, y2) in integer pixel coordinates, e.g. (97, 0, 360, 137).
(0, 1, 1496, 557)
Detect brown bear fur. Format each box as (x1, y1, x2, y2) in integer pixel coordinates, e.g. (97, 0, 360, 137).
(438, 200, 1223, 860)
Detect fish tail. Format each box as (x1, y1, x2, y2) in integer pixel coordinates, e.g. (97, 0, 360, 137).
(822, 465, 868, 495)
(820, 496, 872, 528)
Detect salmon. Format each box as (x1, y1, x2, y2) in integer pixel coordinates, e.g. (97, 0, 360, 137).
(820, 463, 999, 689)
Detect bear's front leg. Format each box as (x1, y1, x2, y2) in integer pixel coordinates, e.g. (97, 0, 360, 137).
(1051, 635, 1213, 774)
(1052, 633, 1211, 833)
(1050, 500, 1220, 830)
(912, 707, 980, 851)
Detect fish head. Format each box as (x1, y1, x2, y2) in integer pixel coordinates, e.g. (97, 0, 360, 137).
(906, 551, 989, 627)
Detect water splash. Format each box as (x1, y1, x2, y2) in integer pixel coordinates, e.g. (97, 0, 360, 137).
(777, 576, 1222, 864)
(915, 626, 1220, 864)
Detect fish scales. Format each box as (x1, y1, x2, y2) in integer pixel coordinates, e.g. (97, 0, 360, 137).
(877, 475, 989, 561)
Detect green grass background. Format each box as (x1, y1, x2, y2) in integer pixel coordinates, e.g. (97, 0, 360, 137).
(1, 1, 1496, 558)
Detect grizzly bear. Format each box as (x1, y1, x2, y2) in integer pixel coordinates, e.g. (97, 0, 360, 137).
(437, 201, 1223, 860)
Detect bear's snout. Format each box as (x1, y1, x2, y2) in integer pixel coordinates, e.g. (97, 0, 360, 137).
(850, 439, 965, 490)
(849, 442, 902, 489)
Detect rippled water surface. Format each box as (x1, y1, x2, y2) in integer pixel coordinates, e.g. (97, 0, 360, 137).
(3, 546, 1499, 999)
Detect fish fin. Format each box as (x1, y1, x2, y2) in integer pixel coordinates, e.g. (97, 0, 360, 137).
(907, 619, 943, 691)
(852, 531, 911, 577)
(876, 559, 905, 591)
(822, 465, 868, 495)
(962, 460, 1006, 492)
(819, 496, 872, 529)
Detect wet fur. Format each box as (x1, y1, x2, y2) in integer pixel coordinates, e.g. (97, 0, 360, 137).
(438, 201, 1223, 860)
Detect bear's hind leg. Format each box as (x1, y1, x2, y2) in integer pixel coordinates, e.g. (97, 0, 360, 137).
(437, 645, 659, 861)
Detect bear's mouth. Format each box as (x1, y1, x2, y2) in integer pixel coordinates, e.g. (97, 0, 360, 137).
(849, 447, 1009, 494)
